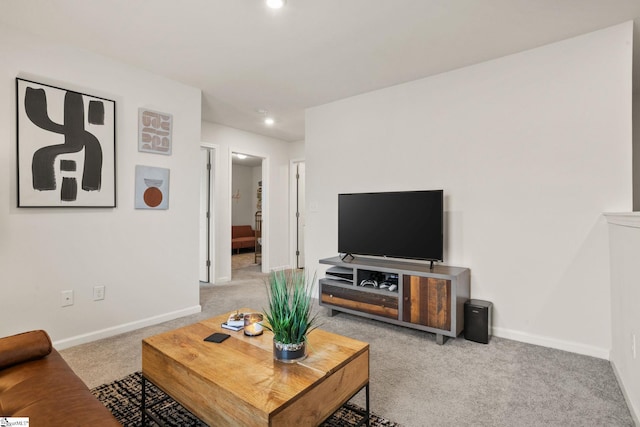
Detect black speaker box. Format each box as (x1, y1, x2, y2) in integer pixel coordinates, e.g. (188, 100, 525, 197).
(464, 299, 493, 344)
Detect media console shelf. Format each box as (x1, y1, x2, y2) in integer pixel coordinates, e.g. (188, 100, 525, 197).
(319, 256, 470, 344)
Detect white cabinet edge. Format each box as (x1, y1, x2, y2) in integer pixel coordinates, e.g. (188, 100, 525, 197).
(603, 212, 640, 228)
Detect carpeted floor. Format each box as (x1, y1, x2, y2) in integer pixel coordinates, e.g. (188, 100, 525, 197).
(62, 276, 635, 426)
(91, 371, 400, 427)
(232, 251, 260, 271)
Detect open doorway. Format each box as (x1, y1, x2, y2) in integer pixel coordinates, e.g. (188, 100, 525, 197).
(231, 152, 264, 277)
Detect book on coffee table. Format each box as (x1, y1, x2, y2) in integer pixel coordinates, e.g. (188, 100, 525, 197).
(221, 322, 243, 332)
(227, 312, 245, 327)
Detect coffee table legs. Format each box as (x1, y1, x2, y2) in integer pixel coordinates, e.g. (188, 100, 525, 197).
(347, 382, 370, 427)
(141, 374, 173, 427)
(365, 382, 370, 427)
(141, 375, 150, 426)
(141, 375, 146, 426)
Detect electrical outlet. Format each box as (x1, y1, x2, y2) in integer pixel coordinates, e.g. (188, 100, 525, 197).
(61, 290, 73, 307)
(93, 285, 105, 301)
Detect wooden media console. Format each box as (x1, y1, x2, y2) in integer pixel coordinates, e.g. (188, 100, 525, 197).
(319, 256, 470, 344)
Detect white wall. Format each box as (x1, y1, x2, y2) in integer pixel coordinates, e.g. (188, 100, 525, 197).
(252, 166, 263, 218)
(633, 94, 640, 211)
(305, 22, 633, 358)
(230, 163, 262, 227)
(605, 214, 640, 425)
(289, 140, 305, 160)
(231, 164, 254, 226)
(0, 24, 202, 347)
(201, 122, 293, 282)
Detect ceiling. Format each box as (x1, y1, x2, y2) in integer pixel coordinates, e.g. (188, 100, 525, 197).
(2, 1, 639, 142)
(232, 152, 263, 167)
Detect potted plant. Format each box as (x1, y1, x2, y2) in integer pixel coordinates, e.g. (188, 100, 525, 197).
(263, 269, 318, 362)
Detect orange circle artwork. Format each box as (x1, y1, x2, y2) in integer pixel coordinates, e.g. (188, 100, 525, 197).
(144, 187, 163, 207)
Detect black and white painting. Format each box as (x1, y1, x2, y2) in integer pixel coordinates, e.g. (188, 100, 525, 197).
(16, 78, 116, 207)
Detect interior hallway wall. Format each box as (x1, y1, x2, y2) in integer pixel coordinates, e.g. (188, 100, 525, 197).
(201, 122, 293, 281)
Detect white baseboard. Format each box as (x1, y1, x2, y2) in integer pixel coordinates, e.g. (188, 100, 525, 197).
(611, 360, 640, 427)
(52, 305, 202, 350)
(270, 264, 292, 272)
(493, 326, 610, 360)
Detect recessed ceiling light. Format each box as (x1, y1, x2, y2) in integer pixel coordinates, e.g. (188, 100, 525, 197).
(264, 117, 275, 126)
(236, 153, 247, 160)
(266, 0, 286, 9)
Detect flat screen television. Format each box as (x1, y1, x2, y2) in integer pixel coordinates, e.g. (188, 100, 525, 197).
(338, 190, 443, 262)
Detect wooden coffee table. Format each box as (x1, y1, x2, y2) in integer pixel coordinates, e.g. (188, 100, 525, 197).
(141, 308, 370, 426)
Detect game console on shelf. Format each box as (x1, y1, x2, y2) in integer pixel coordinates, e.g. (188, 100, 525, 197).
(379, 282, 398, 292)
(359, 279, 378, 287)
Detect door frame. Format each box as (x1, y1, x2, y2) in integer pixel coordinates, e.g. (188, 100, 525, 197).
(289, 159, 305, 269)
(200, 143, 218, 283)
(230, 147, 269, 275)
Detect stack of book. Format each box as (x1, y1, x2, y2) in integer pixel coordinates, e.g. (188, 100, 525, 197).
(221, 312, 244, 331)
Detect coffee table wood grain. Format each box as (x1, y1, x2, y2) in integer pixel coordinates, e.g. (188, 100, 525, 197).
(141, 308, 370, 426)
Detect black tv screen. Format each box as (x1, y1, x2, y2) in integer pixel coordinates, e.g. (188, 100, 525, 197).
(338, 190, 443, 261)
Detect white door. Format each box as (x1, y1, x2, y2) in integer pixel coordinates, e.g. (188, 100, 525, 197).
(199, 148, 214, 282)
(296, 162, 306, 269)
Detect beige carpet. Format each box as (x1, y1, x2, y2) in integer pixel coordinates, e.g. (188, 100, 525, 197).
(232, 251, 258, 271)
(61, 274, 635, 427)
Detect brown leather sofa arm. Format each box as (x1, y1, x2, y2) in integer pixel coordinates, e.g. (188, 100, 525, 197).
(0, 330, 52, 370)
(0, 330, 121, 426)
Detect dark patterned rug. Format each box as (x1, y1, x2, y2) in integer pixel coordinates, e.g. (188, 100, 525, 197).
(91, 371, 401, 426)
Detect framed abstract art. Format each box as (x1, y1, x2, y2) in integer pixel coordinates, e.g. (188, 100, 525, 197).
(134, 165, 169, 210)
(16, 78, 116, 207)
(138, 108, 172, 155)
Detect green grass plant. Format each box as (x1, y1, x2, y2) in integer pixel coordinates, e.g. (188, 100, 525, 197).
(263, 269, 318, 344)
